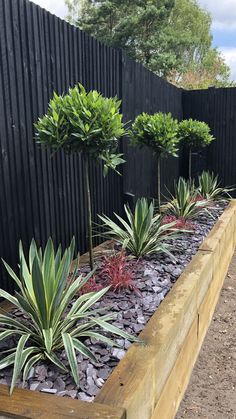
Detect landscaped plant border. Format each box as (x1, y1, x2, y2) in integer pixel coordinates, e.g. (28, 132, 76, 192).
(0, 201, 236, 419)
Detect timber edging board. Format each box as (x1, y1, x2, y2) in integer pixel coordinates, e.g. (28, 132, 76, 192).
(95, 200, 236, 418)
(0, 202, 236, 419)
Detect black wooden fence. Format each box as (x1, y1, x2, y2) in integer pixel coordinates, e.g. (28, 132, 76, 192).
(0, 0, 124, 292)
(183, 88, 236, 188)
(1, 0, 236, 293)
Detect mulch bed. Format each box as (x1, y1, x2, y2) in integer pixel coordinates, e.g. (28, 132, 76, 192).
(0, 204, 226, 402)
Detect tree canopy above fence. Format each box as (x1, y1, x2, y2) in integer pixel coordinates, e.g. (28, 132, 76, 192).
(66, 0, 233, 89)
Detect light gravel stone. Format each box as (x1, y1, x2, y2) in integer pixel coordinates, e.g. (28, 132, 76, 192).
(40, 388, 57, 394)
(111, 348, 126, 360)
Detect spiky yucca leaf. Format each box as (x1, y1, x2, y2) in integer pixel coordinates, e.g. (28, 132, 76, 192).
(0, 238, 139, 394)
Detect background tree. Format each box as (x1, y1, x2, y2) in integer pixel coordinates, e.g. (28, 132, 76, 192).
(166, 0, 233, 88)
(66, 0, 176, 75)
(177, 119, 215, 179)
(129, 112, 179, 211)
(35, 84, 125, 270)
(65, 0, 233, 88)
(168, 49, 232, 90)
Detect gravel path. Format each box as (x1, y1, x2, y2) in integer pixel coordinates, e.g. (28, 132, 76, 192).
(176, 250, 236, 419)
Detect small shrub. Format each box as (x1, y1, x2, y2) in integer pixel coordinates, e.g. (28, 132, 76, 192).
(79, 275, 103, 295)
(162, 215, 194, 231)
(191, 194, 205, 203)
(98, 198, 180, 258)
(100, 251, 136, 292)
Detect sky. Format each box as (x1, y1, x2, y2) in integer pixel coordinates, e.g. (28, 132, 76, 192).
(30, 0, 236, 81)
(198, 0, 236, 80)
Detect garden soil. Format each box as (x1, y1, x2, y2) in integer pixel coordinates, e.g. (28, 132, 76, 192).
(176, 251, 236, 419)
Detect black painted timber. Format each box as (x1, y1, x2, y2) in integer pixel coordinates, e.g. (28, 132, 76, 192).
(183, 88, 236, 189)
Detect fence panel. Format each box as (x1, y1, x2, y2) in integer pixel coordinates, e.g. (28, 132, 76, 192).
(183, 88, 236, 189)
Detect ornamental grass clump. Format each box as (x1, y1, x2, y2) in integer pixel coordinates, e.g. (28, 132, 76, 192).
(165, 177, 208, 220)
(78, 275, 103, 295)
(98, 198, 180, 258)
(129, 112, 179, 212)
(177, 119, 215, 179)
(78, 251, 136, 294)
(100, 251, 136, 292)
(35, 84, 125, 270)
(0, 238, 138, 394)
(198, 171, 234, 202)
(161, 215, 194, 231)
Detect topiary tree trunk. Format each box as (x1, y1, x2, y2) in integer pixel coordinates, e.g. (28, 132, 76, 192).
(157, 154, 161, 213)
(84, 155, 94, 269)
(188, 148, 192, 180)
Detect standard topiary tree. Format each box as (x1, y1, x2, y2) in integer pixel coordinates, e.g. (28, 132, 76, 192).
(129, 112, 179, 212)
(35, 84, 125, 270)
(177, 119, 215, 179)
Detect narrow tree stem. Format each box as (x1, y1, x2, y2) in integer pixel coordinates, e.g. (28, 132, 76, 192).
(189, 148, 192, 180)
(157, 155, 161, 213)
(84, 155, 94, 270)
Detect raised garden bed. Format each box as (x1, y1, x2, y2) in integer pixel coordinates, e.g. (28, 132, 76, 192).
(0, 201, 236, 419)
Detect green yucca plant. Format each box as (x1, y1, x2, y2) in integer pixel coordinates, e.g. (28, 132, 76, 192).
(165, 177, 208, 220)
(198, 171, 234, 201)
(0, 238, 137, 394)
(98, 198, 180, 258)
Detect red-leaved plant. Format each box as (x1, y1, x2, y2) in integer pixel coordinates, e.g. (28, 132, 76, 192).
(70, 251, 138, 296)
(191, 194, 206, 205)
(79, 275, 103, 295)
(162, 215, 194, 231)
(100, 250, 136, 292)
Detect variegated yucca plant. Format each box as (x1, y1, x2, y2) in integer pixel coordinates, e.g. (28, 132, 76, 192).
(0, 238, 137, 394)
(164, 177, 208, 220)
(98, 198, 181, 258)
(198, 171, 234, 202)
